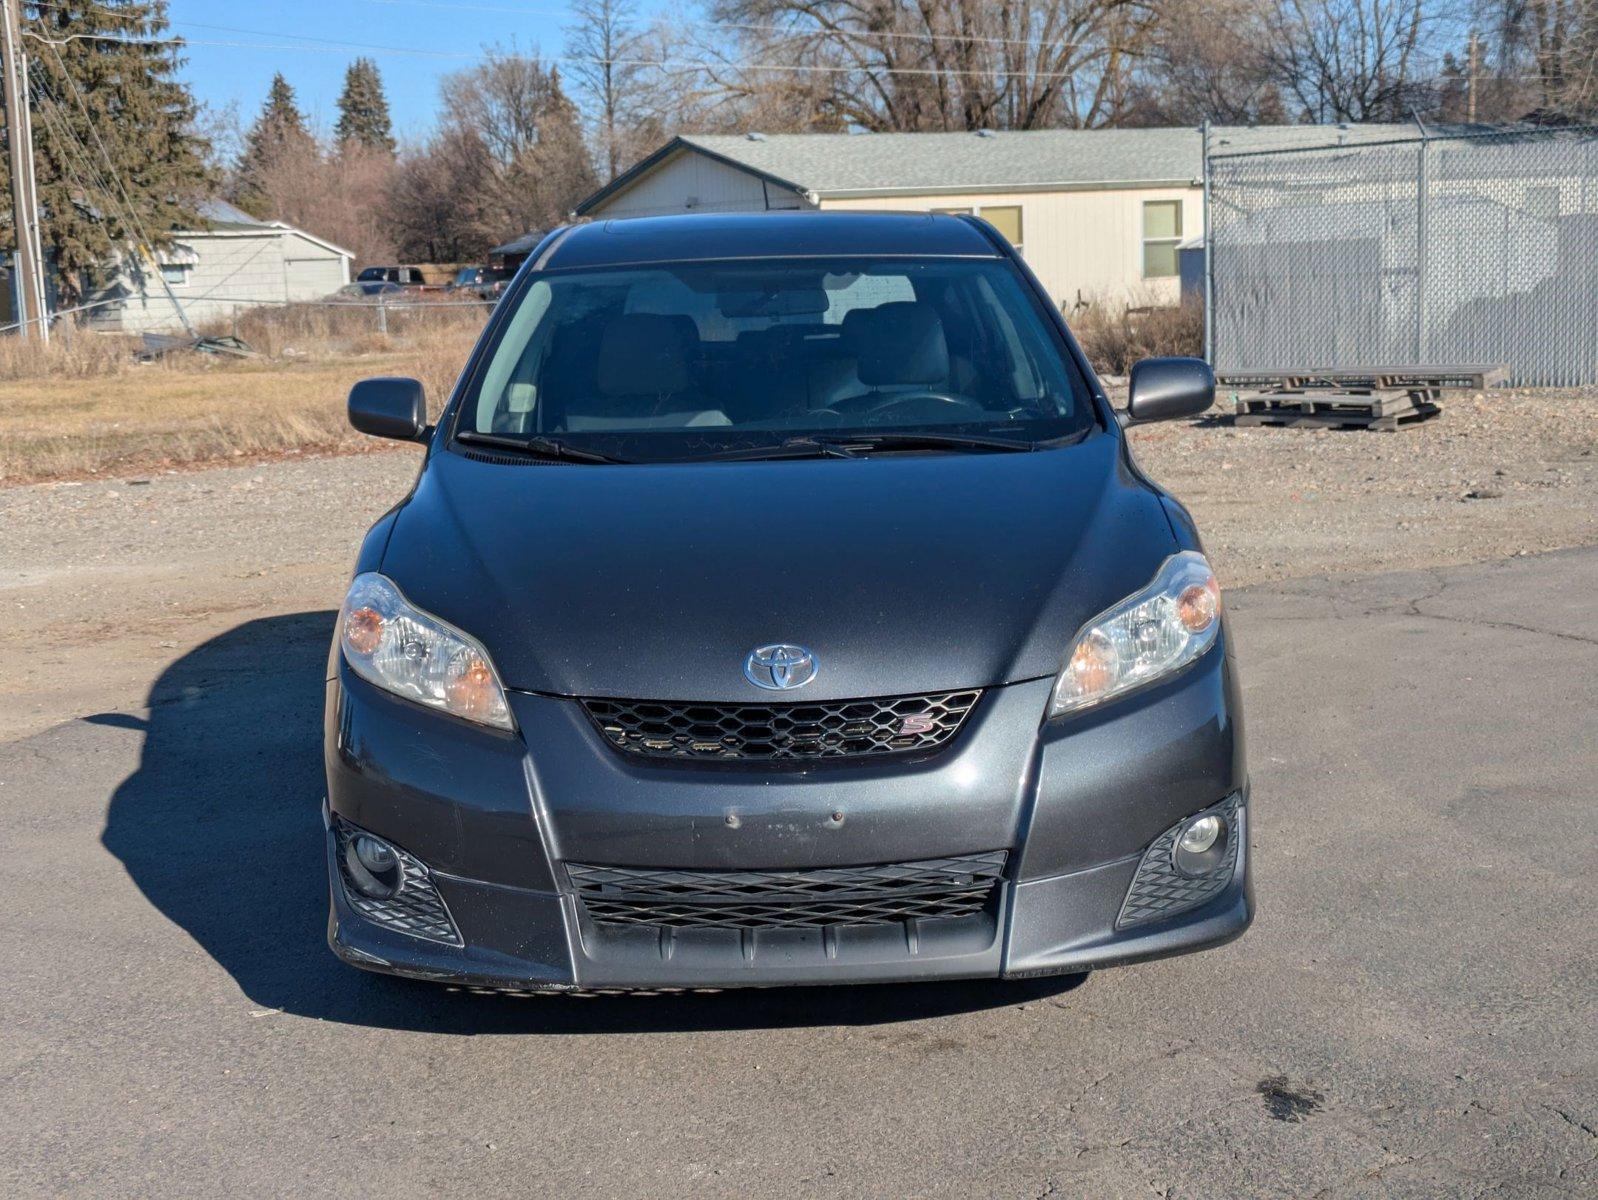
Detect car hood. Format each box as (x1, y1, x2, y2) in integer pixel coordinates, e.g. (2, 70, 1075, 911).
(381, 434, 1177, 701)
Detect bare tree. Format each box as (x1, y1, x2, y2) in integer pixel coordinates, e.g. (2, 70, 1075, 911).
(1122, 0, 1290, 124)
(429, 51, 599, 244)
(388, 129, 501, 262)
(250, 135, 400, 266)
(1265, 0, 1437, 121)
(565, 0, 651, 178)
(701, 0, 1159, 132)
(441, 44, 562, 169)
(1490, 0, 1598, 118)
(494, 71, 600, 231)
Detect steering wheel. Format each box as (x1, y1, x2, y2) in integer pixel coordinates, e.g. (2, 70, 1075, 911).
(847, 391, 987, 423)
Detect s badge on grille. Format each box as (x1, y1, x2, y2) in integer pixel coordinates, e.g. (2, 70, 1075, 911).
(744, 644, 818, 691)
(898, 714, 937, 736)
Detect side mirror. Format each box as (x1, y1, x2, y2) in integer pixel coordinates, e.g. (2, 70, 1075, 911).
(349, 377, 429, 442)
(1125, 357, 1215, 425)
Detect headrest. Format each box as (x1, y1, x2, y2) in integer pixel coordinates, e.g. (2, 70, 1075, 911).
(843, 302, 949, 386)
(596, 313, 692, 395)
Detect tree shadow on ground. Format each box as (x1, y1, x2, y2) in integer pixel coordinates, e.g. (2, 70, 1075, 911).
(99, 612, 1085, 1035)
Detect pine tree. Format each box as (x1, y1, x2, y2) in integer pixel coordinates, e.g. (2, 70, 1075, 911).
(334, 58, 395, 154)
(2, 1, 211, 306)
(232, 74, 315, 217)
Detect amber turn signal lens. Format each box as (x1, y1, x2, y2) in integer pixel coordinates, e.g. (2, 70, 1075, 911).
(344, 606, 384, 655)
(1067, 633, 1116, 694)
(1177, 578, 1220, 633)
(444, 657, 500, 719)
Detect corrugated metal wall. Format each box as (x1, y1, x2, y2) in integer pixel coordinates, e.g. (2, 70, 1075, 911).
(1209, 128, 1598, 386)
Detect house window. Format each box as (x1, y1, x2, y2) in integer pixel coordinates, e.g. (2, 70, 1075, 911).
(981, 205, 1023, 252)
(159, 263, 190, 287)
(1142, 200, 1182, 278)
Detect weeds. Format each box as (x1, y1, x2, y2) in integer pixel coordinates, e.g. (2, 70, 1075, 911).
(1068, 294, 1204, 376)
(0, 300, 488, 483)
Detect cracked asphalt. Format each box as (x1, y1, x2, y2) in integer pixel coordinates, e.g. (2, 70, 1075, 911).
(1, 459, 1596, 1196)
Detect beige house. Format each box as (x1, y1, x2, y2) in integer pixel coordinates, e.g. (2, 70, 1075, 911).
(575, 124, 1417, 309)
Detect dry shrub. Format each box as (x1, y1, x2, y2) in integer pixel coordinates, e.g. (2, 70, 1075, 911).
(223, 297, 489, 364)
(1069, 294, 1204, 376)
(0, 326, 147, 382)
(0, 298, 490, 483)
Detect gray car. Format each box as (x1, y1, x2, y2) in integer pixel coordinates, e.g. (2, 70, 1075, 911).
(326, 211, 1252, 991)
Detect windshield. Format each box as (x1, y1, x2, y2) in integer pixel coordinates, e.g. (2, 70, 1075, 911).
(453, 257, 1095, 461)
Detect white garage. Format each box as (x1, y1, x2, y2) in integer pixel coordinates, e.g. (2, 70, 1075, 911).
(86, 200, 353, 334)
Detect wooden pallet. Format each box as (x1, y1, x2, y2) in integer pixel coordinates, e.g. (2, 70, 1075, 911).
(1234, 394, 1439, 431)
(1234, 389, 1427, 420)
(1218, 364, 1509, 391)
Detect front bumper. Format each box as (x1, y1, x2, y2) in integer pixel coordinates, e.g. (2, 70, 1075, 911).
(325, 641, 1252, 990)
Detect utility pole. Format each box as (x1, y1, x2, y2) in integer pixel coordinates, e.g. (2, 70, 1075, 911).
(1, 0, 47, 340)
(1467, 31, 1481, 123)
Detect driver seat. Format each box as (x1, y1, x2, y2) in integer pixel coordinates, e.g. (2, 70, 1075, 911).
(840, 301, 952, 400)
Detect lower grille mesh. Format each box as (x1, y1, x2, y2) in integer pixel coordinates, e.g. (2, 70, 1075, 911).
(1116, 795, 1243, 929)
(333, 817, 461, 946)
(582, 690, 981, 762)
(567, 853, 1008, 929)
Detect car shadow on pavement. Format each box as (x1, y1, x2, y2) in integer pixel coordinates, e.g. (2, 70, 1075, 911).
(99, 612, 1087, 1034)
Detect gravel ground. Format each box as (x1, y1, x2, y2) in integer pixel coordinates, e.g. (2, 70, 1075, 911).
(1128, 386, 1598, 584)
(1, 387, 1594, 741)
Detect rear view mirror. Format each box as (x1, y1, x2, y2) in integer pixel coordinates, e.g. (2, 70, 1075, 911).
(349, 377, 429, 442)
(1125, 357, 1215, 425)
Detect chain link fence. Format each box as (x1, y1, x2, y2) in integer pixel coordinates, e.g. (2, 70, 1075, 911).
(1207, 127, 1598, 386)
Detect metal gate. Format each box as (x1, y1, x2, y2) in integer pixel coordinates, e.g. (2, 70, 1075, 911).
(1206, 126, 1598, 387)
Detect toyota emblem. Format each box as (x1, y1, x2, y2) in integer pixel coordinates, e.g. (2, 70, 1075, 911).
(743, 644, 818, 691)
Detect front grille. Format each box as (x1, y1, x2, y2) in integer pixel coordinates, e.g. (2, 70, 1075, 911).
(581, 690, 981, 762)
(567, 852, 1008, 929)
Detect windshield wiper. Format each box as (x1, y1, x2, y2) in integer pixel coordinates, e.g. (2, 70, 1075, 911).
(692, 431, 1039, 462)
(456, 430, 629, 464)
(692, 437, 864, 462)
(815, 431, 1036, 453)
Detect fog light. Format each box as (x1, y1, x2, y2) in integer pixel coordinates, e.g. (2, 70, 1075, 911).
(345, 833, 403, 899)
(354, 835, 397, 872)
(1178, 815, 1221, 854)
(1172, 813, 1229, 877)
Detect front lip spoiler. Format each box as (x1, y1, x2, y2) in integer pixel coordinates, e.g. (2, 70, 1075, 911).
(324, 797, 1255, 992)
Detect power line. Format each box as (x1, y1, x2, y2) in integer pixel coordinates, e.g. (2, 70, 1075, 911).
(21, 23, 1567, 85)
(33, 35, 197, 332)
(21, 24, 1112, 80)
(355, 0, 1092, 52)
(27, 0, 1094, 54)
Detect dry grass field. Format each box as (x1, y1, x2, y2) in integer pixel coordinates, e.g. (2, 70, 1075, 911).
(0, 305, 484, 485)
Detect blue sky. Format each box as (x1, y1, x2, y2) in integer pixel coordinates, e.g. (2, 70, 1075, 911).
(168, 0, 611, 143)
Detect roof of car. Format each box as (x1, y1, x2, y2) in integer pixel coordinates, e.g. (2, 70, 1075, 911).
(538, 211, 1004, 271)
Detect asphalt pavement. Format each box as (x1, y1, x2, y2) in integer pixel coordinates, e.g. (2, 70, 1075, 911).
(3, 548, 1595, 1198)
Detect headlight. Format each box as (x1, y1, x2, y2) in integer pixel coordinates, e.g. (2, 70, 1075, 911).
(1048, 551, 1221, 718)
(339, 572, 514, 730)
